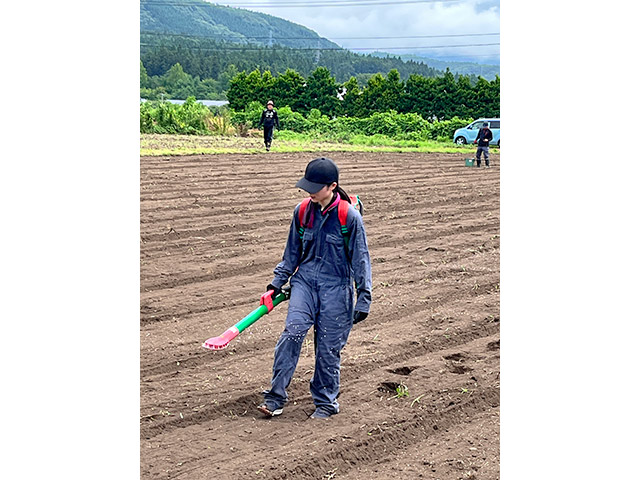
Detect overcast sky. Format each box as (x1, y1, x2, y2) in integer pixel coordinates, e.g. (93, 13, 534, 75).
(214, 0, 500, 64)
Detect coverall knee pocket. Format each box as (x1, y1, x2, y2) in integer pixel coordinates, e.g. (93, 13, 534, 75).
(281, 280, 315, 341)
(319, 284, 351, 318)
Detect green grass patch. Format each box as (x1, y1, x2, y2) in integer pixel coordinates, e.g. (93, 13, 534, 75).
(140, 132, 476, 156)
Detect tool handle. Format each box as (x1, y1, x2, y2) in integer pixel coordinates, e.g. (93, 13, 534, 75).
(235, 291, 289, 333)
(202, 290, 291, 351)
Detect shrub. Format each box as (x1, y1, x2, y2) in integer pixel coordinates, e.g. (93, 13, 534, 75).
(139, 97, 217, 135)
(426, 116, 473, 140)
(230, 101, 264, 130)
(277, 106, 307, 132)
(306, 108, 332, 133)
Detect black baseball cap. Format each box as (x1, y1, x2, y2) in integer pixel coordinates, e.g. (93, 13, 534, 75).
(295, 157, 339, 194)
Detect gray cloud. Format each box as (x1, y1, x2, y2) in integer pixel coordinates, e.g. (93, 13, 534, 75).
(225, 0, 500, 63)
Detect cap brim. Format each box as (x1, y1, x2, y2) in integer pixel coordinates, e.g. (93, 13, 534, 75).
(295, 177, 325, 194)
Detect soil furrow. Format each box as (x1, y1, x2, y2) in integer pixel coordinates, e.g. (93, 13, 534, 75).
(140, 152, 500, 479)
(269, 387, 500, 480)
(140, 320, 498, 440)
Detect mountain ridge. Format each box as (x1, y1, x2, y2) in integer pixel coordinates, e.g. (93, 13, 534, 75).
(140, 0, 340, 49)
(140, 0, 498, 82)
(370, 51, 499, 78)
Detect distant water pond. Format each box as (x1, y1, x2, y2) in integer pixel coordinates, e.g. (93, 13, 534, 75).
(140, 98, 229, 107)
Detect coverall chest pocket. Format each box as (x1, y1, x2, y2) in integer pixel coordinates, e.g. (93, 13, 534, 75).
(325, 233, 343, 245)
(324, 233, 347, 270)
(301, 230, 314, 255)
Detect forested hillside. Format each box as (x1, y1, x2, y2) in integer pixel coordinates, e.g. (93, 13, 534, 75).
(140, 0, 339, 49)
(141, 33, 444, 95)
(140, 0, 452, 100)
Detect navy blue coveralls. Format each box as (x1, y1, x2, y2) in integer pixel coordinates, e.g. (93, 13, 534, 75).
(475, 127, 493, 166)
(258, 109, 279, 148)
(263, 195, 372, 415)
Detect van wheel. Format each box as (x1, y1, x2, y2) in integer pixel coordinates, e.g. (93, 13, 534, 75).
(455, 136, 467, 145)
(497, 140, 500, 148)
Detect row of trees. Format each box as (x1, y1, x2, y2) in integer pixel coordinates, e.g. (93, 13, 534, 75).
(228, 67, 499, 121)
(140, 62, 499, 121)
(139, 62, 500, 122)
(140, 61, 231, 100)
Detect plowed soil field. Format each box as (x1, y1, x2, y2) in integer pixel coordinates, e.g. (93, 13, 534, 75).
(140, 151, 500, 479)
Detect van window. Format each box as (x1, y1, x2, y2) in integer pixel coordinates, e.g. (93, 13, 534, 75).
(470, 121, 484, 129)
(490, 121, 500, 129)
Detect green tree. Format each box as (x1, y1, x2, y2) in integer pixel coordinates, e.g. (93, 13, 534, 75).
(431, 69, 457, 120)
(260, 70, 276, 103)
(303, 67, 339, 116)
(218, 64, 239, 93)
(404, 74, 437, 119)
(140, 60, 150, 89)
(161, 63, 194, 97)
(381, 69, 404, 111)
(245, 69, 265, 103)
(340, 76, 362, 117)
(358, 73, 385, 116)
(272, 68, 307, 111)
(452, 75, 475, 118)
(227, 69, 265, 109)
(471, 76, 500, 118)
(485, 75, 500, 117)
(227, 71, 250, 110)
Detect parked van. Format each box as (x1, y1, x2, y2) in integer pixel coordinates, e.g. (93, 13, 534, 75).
(453, 118, 500, 146)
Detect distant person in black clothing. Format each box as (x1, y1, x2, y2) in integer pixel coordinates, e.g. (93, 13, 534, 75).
(474, 122, 493, 168)
(258, 100, 280, 151)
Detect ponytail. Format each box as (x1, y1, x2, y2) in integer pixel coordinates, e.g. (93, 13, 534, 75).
(335, 185, 350, 202)
(335, 184, 363, 216)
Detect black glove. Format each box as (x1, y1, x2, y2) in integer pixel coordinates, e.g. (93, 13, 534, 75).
(266, 284, 282, 299)
(353, 311, 368, 324)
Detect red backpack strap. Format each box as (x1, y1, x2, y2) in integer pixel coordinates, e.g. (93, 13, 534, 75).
(338, 199, 351, 247)
(298, 197, 313, 239)
(298, 197, 311, 226)
(339, 196, 362, 225)
(337, 199, 353, 259)
(338, 199, 350, 227)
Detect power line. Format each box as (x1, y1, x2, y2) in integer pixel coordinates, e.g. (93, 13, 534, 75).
(141, 0, 461, 8)
(140, 42, 499, 51)
(326, 33, 498, 40)
(140, 31, 500, 41)
(204, 0, 449, 4)
(349, 43, 499, 50)
(139, 38, 500, 59)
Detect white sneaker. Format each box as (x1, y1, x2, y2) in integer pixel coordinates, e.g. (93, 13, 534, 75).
(257, 403, 283, 417)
